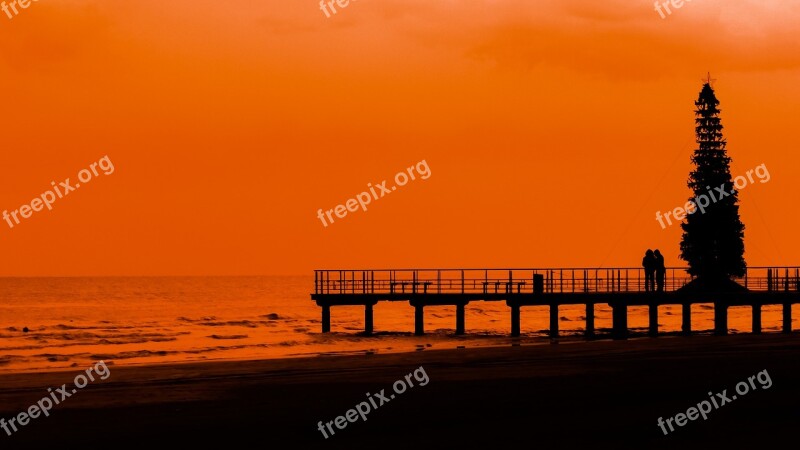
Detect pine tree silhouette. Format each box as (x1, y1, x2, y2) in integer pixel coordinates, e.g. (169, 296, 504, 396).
(679, 80, 746, 286)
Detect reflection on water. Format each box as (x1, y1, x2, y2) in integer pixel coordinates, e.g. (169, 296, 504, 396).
(0, 277, 794, 373)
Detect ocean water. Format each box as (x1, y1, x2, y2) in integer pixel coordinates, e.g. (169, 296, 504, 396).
(0, 276, 792, 373)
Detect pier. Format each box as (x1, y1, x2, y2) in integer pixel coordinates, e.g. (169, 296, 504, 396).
(311, 267, 800, 338)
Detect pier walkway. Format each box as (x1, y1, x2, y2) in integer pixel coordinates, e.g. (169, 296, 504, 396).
(311, 267, 800, 338)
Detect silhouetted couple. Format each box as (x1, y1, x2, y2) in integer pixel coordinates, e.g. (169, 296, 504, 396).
(643, 249, 666, 292)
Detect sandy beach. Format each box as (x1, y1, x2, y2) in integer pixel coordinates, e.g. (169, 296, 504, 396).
(1, 333, 797, 449)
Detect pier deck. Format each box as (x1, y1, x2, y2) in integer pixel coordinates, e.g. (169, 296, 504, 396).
(311, 267, 800, 338)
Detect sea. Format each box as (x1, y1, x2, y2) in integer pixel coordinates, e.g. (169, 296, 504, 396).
(0, 276, 791, 373)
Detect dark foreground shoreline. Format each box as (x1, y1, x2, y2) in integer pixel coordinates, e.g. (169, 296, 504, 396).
(1, 334, 799, 448)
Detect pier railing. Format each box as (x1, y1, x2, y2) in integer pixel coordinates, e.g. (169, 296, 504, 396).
(313, 267, 800, 295)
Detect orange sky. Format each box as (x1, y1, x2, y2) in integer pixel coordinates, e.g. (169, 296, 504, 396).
(0, 0, 798, 276)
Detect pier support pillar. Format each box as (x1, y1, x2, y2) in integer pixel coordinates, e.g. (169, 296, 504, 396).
(752, 304, 761, 334)
(365, 304, 373, 335)
(681, 303, 691, 335)
(322, 305, 331, 333)
(510, 304, 521, 337)
(714, 303, 728, 336)
(585, 303, 594, 337)
(783, 303, 792, 333)
(414, 305, 424, 336)
(456, 303, 465, 335)
(611, 303, 628, 340)
(648, 303, 658, 337)
(549, 304, 559, 338)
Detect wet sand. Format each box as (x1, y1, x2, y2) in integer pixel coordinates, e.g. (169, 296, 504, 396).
(1, 333, 799, 449)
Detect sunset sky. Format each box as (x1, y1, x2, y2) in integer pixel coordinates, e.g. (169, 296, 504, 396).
(0, 0, 798, 276)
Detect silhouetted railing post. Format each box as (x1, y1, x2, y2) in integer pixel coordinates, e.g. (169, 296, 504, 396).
(595, 270, 598, 293)
(572, 270, 575, 293)
(785, 269, 790, 292)
(583, 270, 588, 293)
(547, 270, 551, 293)
(767, 268, 773, 292)
(794, 269, 800, 292)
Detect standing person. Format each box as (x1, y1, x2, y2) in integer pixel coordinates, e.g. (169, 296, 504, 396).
(642, 249, 656, 292)
(654, 249, 666, 292)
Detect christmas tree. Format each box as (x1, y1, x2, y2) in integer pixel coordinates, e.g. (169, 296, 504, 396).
(679, 78, 746, 289)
